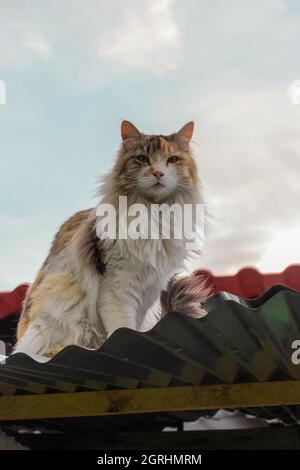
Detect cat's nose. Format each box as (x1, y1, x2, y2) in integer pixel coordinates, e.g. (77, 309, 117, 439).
(152, 170, 165, 180)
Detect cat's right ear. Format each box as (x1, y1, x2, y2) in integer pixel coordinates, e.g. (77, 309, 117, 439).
(121, 120, 141, 141)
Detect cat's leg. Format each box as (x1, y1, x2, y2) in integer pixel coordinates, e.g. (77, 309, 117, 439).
(14, 316, 104, 356)
(138, 297, 161, 332)
(14, 273, 103, 356)
(97, 269, 162, 337)
(13, 322, 55, 356)
(97, 270, 142, 337)
(97, 287, 138, 337)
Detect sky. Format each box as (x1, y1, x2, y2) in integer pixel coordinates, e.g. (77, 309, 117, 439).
(1, 0, 300, 289)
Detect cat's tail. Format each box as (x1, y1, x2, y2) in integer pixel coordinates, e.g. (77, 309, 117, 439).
(160, 271, 215, 319)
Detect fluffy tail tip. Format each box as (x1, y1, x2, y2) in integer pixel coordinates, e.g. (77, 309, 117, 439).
(160, 271, 215, 319)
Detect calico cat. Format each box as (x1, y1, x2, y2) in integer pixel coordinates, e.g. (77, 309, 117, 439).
(15, 120, 204, 357)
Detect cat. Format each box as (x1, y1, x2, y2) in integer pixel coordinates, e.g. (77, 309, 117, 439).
(15, 120, 204, 357)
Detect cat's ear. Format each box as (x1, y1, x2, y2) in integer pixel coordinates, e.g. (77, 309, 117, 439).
(174, 121, 194, 147)
(121, 120, 141, 141)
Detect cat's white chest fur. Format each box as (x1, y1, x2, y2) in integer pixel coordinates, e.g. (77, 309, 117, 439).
(92, 236, 186, 337)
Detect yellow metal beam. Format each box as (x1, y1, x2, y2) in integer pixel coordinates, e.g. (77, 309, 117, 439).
(1, 380, 300, 421)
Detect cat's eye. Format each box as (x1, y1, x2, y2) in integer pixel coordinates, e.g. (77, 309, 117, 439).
(136, 155, 150, 164)
(167, 155, 179, 164)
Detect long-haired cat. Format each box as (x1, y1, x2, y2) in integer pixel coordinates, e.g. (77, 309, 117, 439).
(15, 120, 204, 357)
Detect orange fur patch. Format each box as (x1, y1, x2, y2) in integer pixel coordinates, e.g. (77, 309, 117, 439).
(17, 271, 45, 340)
(17, 273, 87, 342)
(45, 209, 92, 261)
(17, 210, 93, 341)
(44, 343, 65, 357)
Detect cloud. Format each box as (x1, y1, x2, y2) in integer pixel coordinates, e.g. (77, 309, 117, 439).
(0, 16, 53, 68)
(0, 0, 181, 74)
(188, 85, 300, 274)
(258, 225, 300, 272)
(23, 33, 53, 60)
(97, 0, 182, 72)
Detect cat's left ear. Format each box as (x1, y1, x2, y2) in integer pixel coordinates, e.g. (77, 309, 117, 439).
(174, 121, 194, 147)
(121, 120, 141, 141)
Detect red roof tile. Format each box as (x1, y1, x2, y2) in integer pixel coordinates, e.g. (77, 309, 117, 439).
(1, 265, 300, 320)
(196, 264, 300, 298)
(0, 284, 29, 319)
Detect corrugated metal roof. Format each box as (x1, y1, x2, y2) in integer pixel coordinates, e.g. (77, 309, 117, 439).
(1, 284, 300, 430)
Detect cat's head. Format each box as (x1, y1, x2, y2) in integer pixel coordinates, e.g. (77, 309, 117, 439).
(111, 121, 199, 202)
